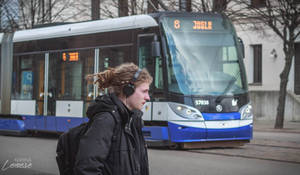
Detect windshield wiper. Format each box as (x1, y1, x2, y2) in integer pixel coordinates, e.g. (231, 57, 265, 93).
(215, 76, 237, 103)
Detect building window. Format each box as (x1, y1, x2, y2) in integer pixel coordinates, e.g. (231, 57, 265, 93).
(252, 44, 262, 84)
(251, 0, 266, 8)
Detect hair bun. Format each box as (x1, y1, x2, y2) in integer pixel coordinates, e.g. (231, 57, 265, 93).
(86, 68, 115, 90)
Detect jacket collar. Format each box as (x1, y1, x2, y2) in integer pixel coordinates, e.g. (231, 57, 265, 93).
(110, 93, 143, 124)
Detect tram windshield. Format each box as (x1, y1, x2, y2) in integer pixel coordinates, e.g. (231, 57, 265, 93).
(161, 15, 248, 96)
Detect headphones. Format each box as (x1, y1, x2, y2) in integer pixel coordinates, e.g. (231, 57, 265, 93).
(123, 68, 142, 97)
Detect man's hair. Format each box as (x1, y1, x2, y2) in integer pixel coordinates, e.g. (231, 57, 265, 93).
(87, 63, 153, 97)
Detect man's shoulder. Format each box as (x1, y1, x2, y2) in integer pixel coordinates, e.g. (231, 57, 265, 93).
(93, 109, 121, 124)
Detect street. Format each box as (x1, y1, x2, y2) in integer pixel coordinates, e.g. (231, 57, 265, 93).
(0, 130, 299, 175)
(149, 148, 300, 175)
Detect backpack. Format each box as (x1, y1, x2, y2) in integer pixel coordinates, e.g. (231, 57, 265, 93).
(56, 111, 118, 175)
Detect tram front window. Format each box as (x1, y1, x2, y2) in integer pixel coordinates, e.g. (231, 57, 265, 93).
(162, 15, 247, 96)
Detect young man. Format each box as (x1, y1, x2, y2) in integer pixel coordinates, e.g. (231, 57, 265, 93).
(74, 63, 153, 175)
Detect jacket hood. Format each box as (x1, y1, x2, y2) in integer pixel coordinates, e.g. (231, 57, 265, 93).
(86, 93, 130, 121)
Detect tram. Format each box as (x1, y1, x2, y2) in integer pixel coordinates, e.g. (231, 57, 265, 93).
(0, 12, 252, 148)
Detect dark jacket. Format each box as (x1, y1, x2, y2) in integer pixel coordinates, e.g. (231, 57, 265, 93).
(74, 93, 149, 175)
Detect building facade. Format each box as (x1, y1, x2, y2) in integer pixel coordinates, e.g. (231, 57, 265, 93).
(236, 26, 300, 121)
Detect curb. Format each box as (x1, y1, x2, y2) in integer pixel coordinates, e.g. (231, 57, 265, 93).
(253, 128, 300, 134)
(253, 121, 300, 134)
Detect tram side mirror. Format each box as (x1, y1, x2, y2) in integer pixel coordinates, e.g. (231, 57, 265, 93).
(151, 36, 161, 58)
(238, 37, 245, 59)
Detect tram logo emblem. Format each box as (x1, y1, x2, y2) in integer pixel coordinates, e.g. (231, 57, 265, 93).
(232, 99, 238, 106)
(216, 104, 223, 112)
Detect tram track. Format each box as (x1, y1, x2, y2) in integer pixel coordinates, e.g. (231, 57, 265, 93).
(186, 142, 300, 164)
(248, 142, 300, 150)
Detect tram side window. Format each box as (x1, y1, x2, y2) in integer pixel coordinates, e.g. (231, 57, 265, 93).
(49, 50, 93, 101)
(11, 54, 45, 115)
(96, 46, 132, 95)
(98, 46, 132, 72)
(81, 50, 95, 117)
(12, 55, 36, 100)
(83, 50, 95, 99)
(222, 46, 243, 89)
(166, 53, 180, 93)
(138, 35, 163, 90)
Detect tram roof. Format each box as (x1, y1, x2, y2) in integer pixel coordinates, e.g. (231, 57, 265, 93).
(12, 14, 158, 43)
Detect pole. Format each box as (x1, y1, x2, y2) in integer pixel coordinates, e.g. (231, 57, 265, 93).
(0, 32, 14, 114)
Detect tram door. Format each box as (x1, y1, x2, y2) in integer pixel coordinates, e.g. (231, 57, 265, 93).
(11, 54, 43, 116)
(48, 51, 86, 117)
(29, 51, 84, 131)
(11, 54, 48, 130)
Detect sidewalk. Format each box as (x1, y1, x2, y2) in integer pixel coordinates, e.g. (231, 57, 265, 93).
(253, 120, 300, 133)
(193, 120, 300, 164)
(251, 120, 300, 148)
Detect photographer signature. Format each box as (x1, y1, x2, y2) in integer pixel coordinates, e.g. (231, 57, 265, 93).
(1, 158, 32, 171)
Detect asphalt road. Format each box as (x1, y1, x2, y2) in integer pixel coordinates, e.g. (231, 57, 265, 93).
(148, 149, 300, 175)
(0, 133, 299, 175)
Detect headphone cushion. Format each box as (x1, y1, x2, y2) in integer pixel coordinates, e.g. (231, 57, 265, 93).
(123, 83, 135, 97)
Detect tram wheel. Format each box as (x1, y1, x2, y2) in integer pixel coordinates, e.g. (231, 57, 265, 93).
(169, 143, 183, 150)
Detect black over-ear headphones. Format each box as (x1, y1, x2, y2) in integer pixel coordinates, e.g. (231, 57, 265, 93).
(123, 68, 142, 97)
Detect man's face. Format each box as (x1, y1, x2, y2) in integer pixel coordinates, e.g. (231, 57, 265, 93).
(127, 82, 150, 110)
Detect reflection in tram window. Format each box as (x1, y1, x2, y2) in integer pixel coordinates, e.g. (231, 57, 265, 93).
(12, 55, 43, 101)
(96, 46, 132, 96)
(48, 50, 94, 116)
(138, 35, 164, 90)
(98, 46, 132, 72)
(49, 50, 94, 100)
(49, 51, 82, 100)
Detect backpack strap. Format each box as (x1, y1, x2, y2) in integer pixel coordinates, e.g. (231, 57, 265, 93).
(88, 107, 121, 175)
(110, 106, 121, 142)
(86, 106, 121, 149)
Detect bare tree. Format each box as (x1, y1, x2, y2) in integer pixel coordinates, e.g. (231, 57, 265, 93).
(212, 0, 227, 12)
(119, 0, 128, 16)
(131, 0, 137, 15)
(0, 0, 77, 31)
(0, 0, 19, 32)
(5, 0, 75, 29)
(148, 0, 159, 13)
(231, 0, 300, 129)
(180, 0, 192, 12)
(91, 0, 100, 20)
(98, 0, 168, 18)
(191, 0, 231, 13)
(87, 0, 232, 20)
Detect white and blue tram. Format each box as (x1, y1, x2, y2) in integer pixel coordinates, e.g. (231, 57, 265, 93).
(0, 12, 252, 148)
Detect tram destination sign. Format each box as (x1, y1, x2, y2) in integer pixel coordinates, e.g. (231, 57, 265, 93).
(164, 15, 229, 33)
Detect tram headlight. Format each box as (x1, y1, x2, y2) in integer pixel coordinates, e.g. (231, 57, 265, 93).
(168, 102, 204, 120)
(240, 103, 253, 120)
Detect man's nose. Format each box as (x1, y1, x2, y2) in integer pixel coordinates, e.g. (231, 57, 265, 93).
(145, 93, 150, 101)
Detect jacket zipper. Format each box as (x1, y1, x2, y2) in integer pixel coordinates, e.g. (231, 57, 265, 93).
(124, 117, 139, 174)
